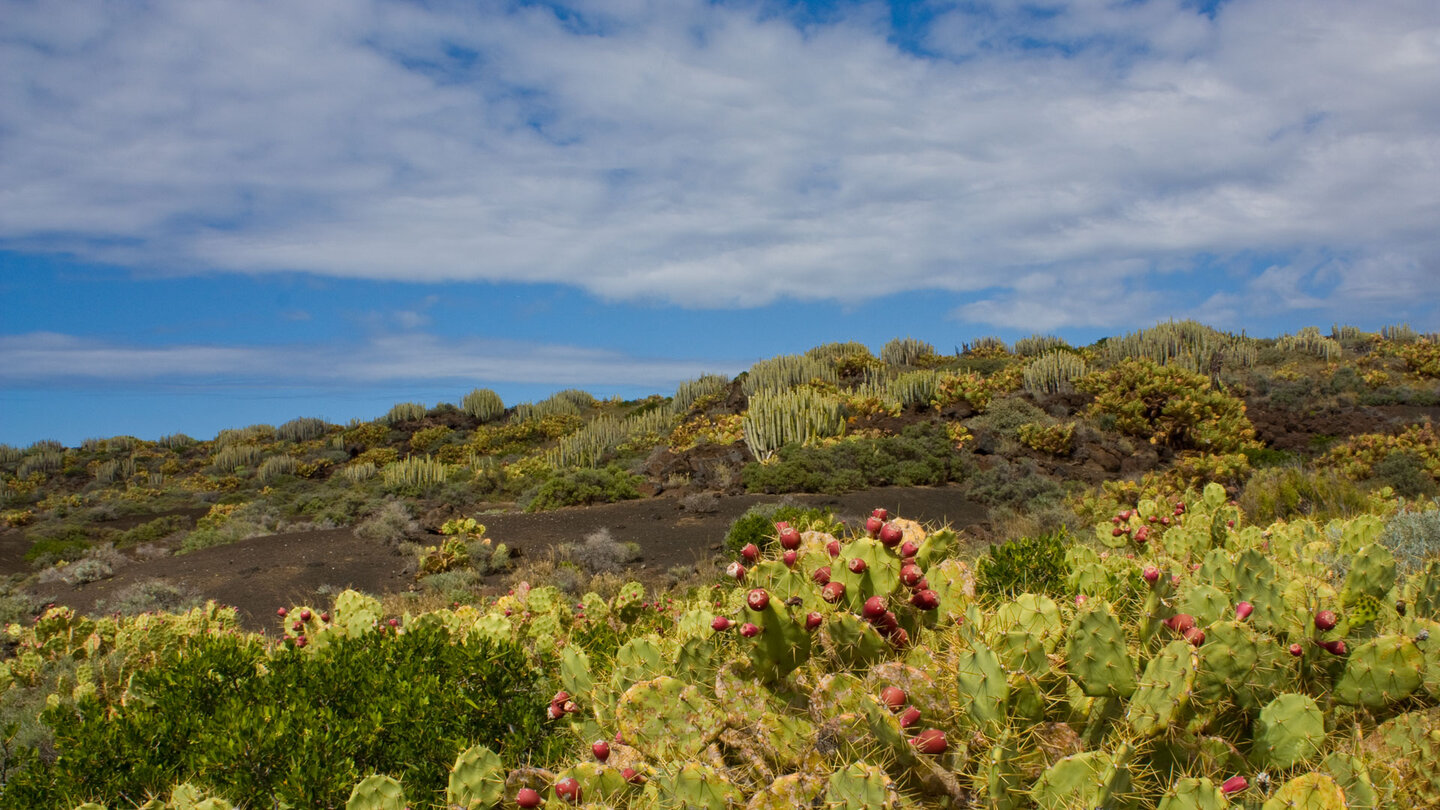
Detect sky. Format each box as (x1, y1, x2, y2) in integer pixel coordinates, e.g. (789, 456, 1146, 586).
(2, 0, 1439, 447)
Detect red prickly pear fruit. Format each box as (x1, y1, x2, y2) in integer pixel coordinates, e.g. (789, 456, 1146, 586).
(747, 588, 770, 611)
(562, 700, 578, 714)
(711, 616, 734, 631)
(822, 581, 846, 603)
(1149, 514, 1158, 523)
(900, 564, 923, 587)
(1320, 638, 1347, 655)
(516, 788, 543, 808)
(779, 527, 803, 550)
(592, 740, 610, 762)
(813, 566, 832, 585)
(1143, 566, 1160, 584)
(295, 635, 308, 648)
(388, 618, 399, 628)
(555, 777, 581, 804)
(804, 611, 823, 631)
(880, 686, 907, 710)
(1221, 776, 1247, 795)
(865, 516, 884, 537)
(1236, 601, 1254, 620)
(299, 609, 312, 622)
(741, 543, 759, 562)
(916, 577, 929, 590)
(1226, 519, 1234, 527)
(547, 703, 564, 720)
(277, 607, 288, 618)
(826, 539, 841, 558)
(1074, 594, 1088, 607)
(1111, 515, 1122, 524)
(1166, 614, 1196, 634)
(1134, 526, 1150, 543)
(872, 508, 888, 520)
(910, 589, 940, 610)
(878, 523, 904, 547)
(889, 627, 909, 648)
(739, 622, 762, 638)
(1184, 627, 1205, 646)
(878, 611, 899, 632)
(293, 620, 303, 632)
(553, 691, 569, 703)
(774, 521, 790, 532)
(899, 706, 921, 728)
(1161, 516, 1171, 526)
(726, 561, 747, 581)
(1111, 527, 1125, 537)
(621, 767, 645, 785)
(1289, 642, 1304, 657)
(782, 550, 798, 568)
(320, 611, 331, 623)
(1119, 510, 1132, 521)
(1315, 610, 1338, 631)
(862, 596, 887, 620)
(847, 557, 867, 574)
(900, 539, 920, 558)
(911, 729, 947, 755)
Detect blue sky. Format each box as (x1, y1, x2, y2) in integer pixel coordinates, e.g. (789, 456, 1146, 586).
(2, 0, 1438, 447)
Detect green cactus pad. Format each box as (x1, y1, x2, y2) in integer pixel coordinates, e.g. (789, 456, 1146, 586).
(655, 762, 742, 810)
(995, 593, 1064, 641)
(1371, 707, 1440, 808)
(832, 538, 901, 610)
(1007, 672, 1045, 723)
(1410, 560, 1440, 620)
(1332, 634, 1423, 707)
(1342, 544, 1398, 617)
(1155, 777, 1227, 810)
(560, 645, 594, 703)
(1320, 752, 1378, 810)
(744, 598, 813, 680)
(615, 676, 724, 761)
(1064, 604, 1137, 698)
(611, 636, 667, 695)
(825, 761, 898, 810)
(744, 773, 825, 810)
(1251, 693, 1326, 770)
(1176, 583, 1231, 628)
(1197, 548, 1235, 593)
(1234, 549, 1289, 636)
(1259, 772, 1346, 810)
(997, 630, 1050, 677)
(978, 732, 1023, 810)
(447, 744, 505, 810)
(868, 662, 947, 720)
(1195, 619, 1282, 710)
(333, 590, 383, 636)
(1029, 747, 1131, 810)
(675, 635, 720, 685)
(556, 761, 630, 804)
(821, 611, 891, 669)
(955, 641, 1009, 731)
(345, 774, 406, 810)
(1127, 639, 1197, 737)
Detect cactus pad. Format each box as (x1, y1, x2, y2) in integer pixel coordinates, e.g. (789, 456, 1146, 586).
(825, 761, 898, 810)
(1065, 604, 1137, 698)
(447, 744, 505, 810)
(615, 676, 724, 761)
(955, 641, 1009, 731)
(345, 774, 406, 810)
(1251, 693, 1326, 770)
(1332, 634, 1423, 708)
(1259, 772, 1346, 810)
(1127, 639, 1197, 737)
(1155, 777, 1227, 810)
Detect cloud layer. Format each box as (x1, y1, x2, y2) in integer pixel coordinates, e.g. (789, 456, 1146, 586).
(2, 0, 1437, 326)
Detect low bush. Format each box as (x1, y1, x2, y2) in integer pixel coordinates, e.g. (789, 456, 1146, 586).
(4, 625, 557, 809)
(1380, 500, 1440, 575)
(1078, 358, 1258, 453)
(353, 500, 422, 546)
(562, 528, 642, 575)
(742, 423, 967, 495)
(521, 465, 643, 512)
(723, 503, 837, 555)
(966, 457, 1066, 511)
(94, 578, 204, 616)
(974, 529, 1070, 601)
(114, 514, 191, 547)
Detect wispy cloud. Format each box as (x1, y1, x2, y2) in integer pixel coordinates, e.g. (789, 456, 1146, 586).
(0, 332, 736, 390)
(1, 0, 1437, 324)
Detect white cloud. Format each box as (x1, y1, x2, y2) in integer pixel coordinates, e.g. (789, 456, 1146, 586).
(0, 331, 736, 391)
(1, 0, 1437, 321)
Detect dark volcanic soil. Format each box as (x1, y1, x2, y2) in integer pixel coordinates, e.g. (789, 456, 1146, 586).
(21, 486, 986, 631)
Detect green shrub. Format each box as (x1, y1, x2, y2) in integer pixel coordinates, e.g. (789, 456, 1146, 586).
(94, 579, 203, 616)
(965, 457, 1066, 510)
(522, 465, 642, 512)
(4, 624, 556, 809)
(1078, 358, 1259, 453)
(1237, 465, 1369, 525)
(742, 423, 966, 495)
(723, 503, 838, 555)
(974, 529, 1070, 601)
(1373, 450, 1439, 498)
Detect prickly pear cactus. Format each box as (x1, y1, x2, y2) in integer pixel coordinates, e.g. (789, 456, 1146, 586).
(1332, 634, 1423, 707)
(1410, 559, 1440, 620)
(446, 744, 504, 810)
(1260, 772, 1346, 810)
(825, 761, 897, 810)
(345, 774, 406, 810)
(821, 611, 891, 669)
(1029, 746, 1133, 810)
(954, 641, 1009, 732)
(615, 676, 724, 761)
(656, 762, 742, 810)
(1065, 603, 1137, 698)
(1194, 619, 1280, 710)
(1127, 639, 1197, 737)
(1320, 752, 1379, 810)
(1251, 693, 1326, 770)
(744, 773, 824, 810)
(1155, 777, 1227, 810)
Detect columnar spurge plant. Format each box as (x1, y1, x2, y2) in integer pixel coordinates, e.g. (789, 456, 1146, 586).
(741, 388, 846, 461)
